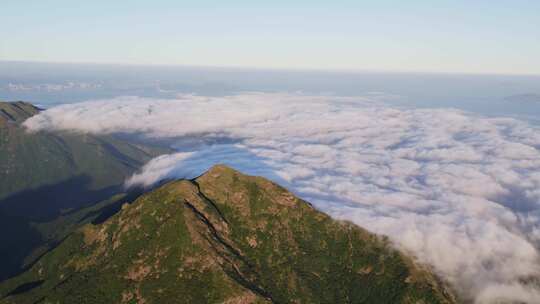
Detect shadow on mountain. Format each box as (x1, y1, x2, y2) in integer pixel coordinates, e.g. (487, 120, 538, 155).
(0, 188, 144, 283)
(0, 175, 129, 281)
(3, 280, 43, 298)
(0, 212, 43, 282)
(80, 188, 147, 225)
(0, 175, 122, 221)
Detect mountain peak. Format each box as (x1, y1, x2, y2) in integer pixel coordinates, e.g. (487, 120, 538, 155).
(0, 166, 456, 303)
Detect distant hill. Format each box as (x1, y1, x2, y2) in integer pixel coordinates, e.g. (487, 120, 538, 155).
(0, 165, 456, 304)
(0, 101, 167, 281)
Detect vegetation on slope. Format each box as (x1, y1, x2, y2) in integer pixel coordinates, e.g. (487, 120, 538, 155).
(0, 101, 166, 281)
(0, 165, 456, 304)
(0, 101, 163, 219)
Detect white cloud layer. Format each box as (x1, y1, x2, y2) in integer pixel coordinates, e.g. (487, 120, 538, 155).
(25, 93, 540, 303)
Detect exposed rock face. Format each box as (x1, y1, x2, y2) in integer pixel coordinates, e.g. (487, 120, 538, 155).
(0, 165, 456, 304)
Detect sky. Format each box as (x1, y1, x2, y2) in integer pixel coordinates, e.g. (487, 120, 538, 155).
(2, 0, 540, 74)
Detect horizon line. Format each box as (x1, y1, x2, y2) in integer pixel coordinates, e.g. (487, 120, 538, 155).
(2, 59, 539, 78)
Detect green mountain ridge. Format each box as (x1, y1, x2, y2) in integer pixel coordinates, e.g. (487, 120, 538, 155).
(0, 165, 456, 304)
(0, 102, 40, 125)
(0, 101, 167, 281)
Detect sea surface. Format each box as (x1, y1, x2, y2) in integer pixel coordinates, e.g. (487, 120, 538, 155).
(1, 61, 539, 123)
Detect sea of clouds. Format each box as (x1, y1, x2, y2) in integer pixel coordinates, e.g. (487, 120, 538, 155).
(24, 92, 540, 303)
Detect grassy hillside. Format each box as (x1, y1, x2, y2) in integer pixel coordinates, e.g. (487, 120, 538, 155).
(0, 101, 167, 281)
(0, 165, 456, 304)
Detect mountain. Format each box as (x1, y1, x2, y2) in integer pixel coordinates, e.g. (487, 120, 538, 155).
(0, 101, 167, 281)
(0, 101, 166, 219)
(0, 165, 456, 304)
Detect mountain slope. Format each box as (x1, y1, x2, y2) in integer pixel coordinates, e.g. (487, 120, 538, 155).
(0, 101, 40, 125)
(0, 101, 167, 281)
(0, 165, 456, 304)
(0, 101, 164, 219)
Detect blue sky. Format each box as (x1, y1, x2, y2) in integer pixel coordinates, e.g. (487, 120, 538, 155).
(2, 0, 539, 74)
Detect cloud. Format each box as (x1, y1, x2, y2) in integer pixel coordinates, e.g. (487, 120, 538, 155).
(24, 93, 540, 303)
